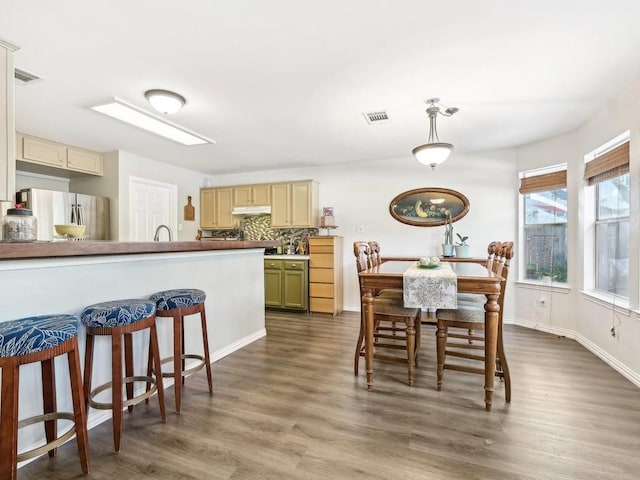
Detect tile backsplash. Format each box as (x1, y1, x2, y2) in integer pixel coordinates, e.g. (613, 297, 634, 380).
(200, 215, 318, 254)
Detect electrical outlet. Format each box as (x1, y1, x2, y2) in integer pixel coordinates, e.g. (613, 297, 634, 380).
(535, 298, 546, 307)
(356, 225, 365, 233)
(178, 223, 183, 231)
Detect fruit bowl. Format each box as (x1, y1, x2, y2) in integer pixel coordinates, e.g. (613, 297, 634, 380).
(418, 256, 441, 268)
(54, 224, 87, 238)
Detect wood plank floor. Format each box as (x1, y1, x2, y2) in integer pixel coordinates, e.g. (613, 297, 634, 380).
(19, 311, 640, 479)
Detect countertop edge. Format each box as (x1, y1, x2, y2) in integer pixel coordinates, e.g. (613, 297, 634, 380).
(0, 240, 280, 260)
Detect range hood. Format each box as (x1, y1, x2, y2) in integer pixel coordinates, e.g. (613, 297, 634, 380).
(231, 205, 272, 215)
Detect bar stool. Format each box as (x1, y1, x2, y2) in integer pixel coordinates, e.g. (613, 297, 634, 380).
(148, 289, 212, 413)
(81, 299, 166, 452)
(0, 314, 89, 479)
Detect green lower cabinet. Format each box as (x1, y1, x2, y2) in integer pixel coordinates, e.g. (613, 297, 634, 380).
(264, 259, 308, 311)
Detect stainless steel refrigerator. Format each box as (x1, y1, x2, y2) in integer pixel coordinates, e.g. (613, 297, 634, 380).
(16, 188, 110, 241)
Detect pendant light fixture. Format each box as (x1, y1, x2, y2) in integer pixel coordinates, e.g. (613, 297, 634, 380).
(412, 98, 459, 169)
(144, 89, 186, 115)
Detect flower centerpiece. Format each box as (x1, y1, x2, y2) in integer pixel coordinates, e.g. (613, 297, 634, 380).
(442, 210, 455, 257)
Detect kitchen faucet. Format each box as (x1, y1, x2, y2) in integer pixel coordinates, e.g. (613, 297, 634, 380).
(153, 224, 173, 242)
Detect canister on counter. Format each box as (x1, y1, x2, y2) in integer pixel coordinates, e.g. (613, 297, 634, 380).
(2, 207, 38, 242)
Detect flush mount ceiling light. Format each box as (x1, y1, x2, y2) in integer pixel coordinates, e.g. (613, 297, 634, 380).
(412, 98, 459, 169)
(144, 89, 186, 115)
(91, 97, 214, 146)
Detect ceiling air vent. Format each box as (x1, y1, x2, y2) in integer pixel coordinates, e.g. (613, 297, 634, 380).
(14, 68, 42, 84)
(363, 111, 390, 125)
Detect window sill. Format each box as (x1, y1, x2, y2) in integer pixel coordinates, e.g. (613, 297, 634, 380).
(580, 290, 630, 316)
(515, 280, 571, 294)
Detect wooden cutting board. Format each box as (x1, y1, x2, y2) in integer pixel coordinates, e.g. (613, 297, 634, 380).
(184, 195, 195, 221)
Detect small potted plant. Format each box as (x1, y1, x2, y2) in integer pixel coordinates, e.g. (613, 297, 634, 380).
(454, 233, 470, 258)
(441, 211, 455, 257)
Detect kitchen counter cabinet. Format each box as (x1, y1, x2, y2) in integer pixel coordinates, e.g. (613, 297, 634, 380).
(309, 236, 343, 315)
(200, 187, 235, 229)
(264, 258, 308, 310)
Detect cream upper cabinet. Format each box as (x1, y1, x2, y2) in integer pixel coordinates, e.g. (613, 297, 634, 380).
(200, 187, 235, 229)
(17, 133, 103, 176)
(233, 184, 271, 206)
(18, 133, 65, 168)
(67, 147, 103, 175)
(270, 181, 317, 228)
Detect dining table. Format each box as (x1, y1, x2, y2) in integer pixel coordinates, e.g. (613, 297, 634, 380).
(358, 259, 503, 411)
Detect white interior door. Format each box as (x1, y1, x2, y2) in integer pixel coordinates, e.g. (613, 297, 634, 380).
(129, 176, 177, 241)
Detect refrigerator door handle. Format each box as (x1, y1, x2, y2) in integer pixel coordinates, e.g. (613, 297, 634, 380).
(71, 204, 77, 224)
(77, 204, 84, 225)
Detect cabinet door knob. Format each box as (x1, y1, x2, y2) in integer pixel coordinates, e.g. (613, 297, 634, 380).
(291, 263, 297, 267)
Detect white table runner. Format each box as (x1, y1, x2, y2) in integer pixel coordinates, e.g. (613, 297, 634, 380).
(403, 262, 457, 309)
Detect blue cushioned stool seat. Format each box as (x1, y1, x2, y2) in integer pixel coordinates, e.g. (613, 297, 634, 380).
(81, 299, 156, 328)
(0, 314, 89, 478)
(149, 289, 206, 311)
(81, 298, 166, 452)
(0, 314, 79, 357)
(148, 288, 212, 413)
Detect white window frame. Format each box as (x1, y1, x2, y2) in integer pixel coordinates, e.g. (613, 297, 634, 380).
(518, 163, 568, 286)
(582, 131, 630, 308)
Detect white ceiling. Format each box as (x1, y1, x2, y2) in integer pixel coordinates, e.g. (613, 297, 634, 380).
(3, 1, 640, 175)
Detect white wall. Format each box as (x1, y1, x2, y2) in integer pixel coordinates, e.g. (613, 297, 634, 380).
(212, 149, 518, 313)
(514, 79, 640, 387)
(71, 151, 203, 241)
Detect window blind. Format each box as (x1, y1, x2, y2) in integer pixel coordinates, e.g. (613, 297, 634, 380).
(584, 141, 629, 186)
(519, 170, 567, 194)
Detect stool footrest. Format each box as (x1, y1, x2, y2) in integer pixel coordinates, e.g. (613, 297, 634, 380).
(158, 354, 206, 378)
(88, 375, 159, 410)
(17, 412, 76, 462)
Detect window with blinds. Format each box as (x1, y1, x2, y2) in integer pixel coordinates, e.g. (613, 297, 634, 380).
(586, 139, 630, 297)
(520, 166, 568, 283)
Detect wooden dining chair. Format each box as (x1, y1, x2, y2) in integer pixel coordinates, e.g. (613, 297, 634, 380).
(353, 241, 422, 385)
(435, 242, 514, 402)
(367, 241, 403, 299)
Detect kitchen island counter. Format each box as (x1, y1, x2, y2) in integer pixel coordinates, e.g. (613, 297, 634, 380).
(0, 240, 279, 260)
(1, 243, 271, 460)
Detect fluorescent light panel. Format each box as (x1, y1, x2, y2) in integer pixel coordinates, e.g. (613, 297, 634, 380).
(91, 97, 214, 146)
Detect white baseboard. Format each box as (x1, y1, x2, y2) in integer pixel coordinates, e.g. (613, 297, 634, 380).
(510, 317, 640, 388)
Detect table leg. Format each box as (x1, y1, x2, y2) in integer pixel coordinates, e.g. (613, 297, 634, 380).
(363, 289, 375, 391)
(484, 293, 500, 411)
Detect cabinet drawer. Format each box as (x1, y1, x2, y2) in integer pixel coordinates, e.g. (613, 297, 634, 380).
(264, 259, 283, 270)
(310, 254, 334, 268)
(310, 237, 334, 247)
(310, 283, 334, 298)
(310, 268, 334, 283)
(309, 244, 334, 254)
(310, 297, 335, 313)
(284, 260, 306, 271)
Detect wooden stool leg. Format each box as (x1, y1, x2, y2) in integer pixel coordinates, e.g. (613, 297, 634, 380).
(111, 331, 123, 452)
(200, 307, 213, 394)
(145, 337, 153, 403)
(181, 315, 186, 386)
(41, 358, 57, 458)
(67, 340, 90, 475)
(83, 333, 95, 409)
(172, 311, 183, 413)
(124, 333, 134, 413)
(0, 359, 19, 480)
(150, 322, 167, 422)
